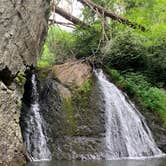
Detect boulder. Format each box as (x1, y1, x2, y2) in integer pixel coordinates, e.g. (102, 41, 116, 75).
(52, 61, 92, 89)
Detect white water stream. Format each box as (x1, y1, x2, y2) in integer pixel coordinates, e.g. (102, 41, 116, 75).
(25, 74, 51, 161)
(95, 69, 163, 159)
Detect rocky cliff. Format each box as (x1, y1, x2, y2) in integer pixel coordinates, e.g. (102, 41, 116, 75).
(0, 0, 50, 164)
(21, 61, 106, 160)
(28, 61, 166, 160)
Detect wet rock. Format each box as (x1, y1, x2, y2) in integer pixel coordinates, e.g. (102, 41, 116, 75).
(38, 71, 106, 160)
(141, 110, 166, 153)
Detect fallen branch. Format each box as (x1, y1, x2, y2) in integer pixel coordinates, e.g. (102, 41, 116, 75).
(53, 5, 88, 27)
(78, 0, 146, 31)
(49, 20, 75, 28)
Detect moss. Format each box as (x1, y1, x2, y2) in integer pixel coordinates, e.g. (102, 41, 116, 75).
(61, 78, 93, 135)
(78, 79, 92, 93)
(73, 79, 92, 109)
(14, 71, 26, 87)
(36, 66, 52, 81)
(62, 98, 77, 135)
(16, 99, 22, 110)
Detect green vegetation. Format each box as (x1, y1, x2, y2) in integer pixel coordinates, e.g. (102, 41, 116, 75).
(105, 68, 166, 125)
(37, 26, 76, 67)
(14, 71, 26, 87)
(78, 79, 92, 93)
(104, 32, 147, 71)
(61, 79, 92, 135)
(38, 0, 166, 125)
(62, 98, 77, 135)
(73, 24, 102, 58)
(38, 24, 102, 67)
(73, 79, 92, 110)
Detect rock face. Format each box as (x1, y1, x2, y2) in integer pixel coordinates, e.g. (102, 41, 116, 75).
(0, 82, 24, 165)
(21, 62, 105, 160)
(20, 61, 166, 160)
(0, 0, 50, 164)
(39, 78, 106, 160)
(0, 0, 50, 75)
(32, 61, 166, 160)
(141, 108, 166, 153)
(52, 61, 92, 89)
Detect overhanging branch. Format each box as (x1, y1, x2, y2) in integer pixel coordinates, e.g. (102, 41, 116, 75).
(53, 5, 88, 27)
(49, 19, 75, 28)
(78, 0, 146, 31)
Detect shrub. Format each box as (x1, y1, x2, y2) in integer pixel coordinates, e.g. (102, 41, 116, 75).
(73, 24, 102, 59)
(104, 32, 147, 71)
(141, 87, 166, 125)
(146, 40, 166, 83)
(122, 73, 150, 98)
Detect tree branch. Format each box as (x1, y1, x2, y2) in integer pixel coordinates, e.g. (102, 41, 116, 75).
(53, 5, 88, 27)
(78, 0, 146, 31)
(49, 20, 75, 28)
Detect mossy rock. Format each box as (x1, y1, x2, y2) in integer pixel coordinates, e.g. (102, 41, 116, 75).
(14, 71, 26, 87)
(62, 98, 78, 135)
(36, 66, 52, 81)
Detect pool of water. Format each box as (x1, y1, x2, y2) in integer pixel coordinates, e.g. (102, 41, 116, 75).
(27, 157, 166, 166)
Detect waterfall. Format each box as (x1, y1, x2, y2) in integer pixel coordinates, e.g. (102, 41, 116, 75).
(95, 69, 163, 159)
(22, 74, 51, 161)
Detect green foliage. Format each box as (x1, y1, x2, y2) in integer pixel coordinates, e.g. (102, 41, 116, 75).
(122, 72, 151, 96)
(37, 45, 54, 68)
(72, 79, 92, 112)
(73, 24, 102, 59)
(125, 0, 166, 37)
(106, 68, 166, 125)
(62, 98, 78, 135)
(146, 40, 166, 82)
(78, 79, 92, 93)
(38, 26, 76, 66)
(38, 24, 102, 64)
(91, 0, 166, 45)
(14, 71, 26, 86)
(104, 31, 147, 71)
(104, 29, 166, 84)
(141, 87, 166, 125)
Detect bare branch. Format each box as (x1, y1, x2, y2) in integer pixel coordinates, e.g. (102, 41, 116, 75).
(53, 5, 88, 27)
(78, 0, 146, 31)
(49, 19, 75, 28)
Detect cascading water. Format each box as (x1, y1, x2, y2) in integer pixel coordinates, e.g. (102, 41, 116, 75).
(21, 74, 51, 161)
(95, 69, 163, 159)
